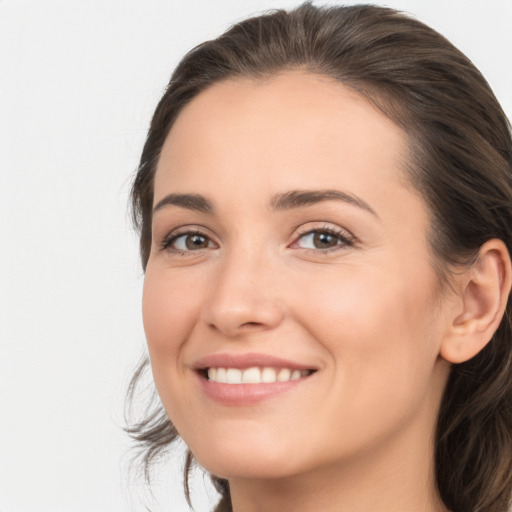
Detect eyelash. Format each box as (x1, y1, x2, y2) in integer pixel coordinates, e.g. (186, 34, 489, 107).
(292, 226, 356, 253)
(160, 229, 214, 254)
(159, 225, 356, 255)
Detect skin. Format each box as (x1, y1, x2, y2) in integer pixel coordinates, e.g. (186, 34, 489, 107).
(143, 72, 456, 511)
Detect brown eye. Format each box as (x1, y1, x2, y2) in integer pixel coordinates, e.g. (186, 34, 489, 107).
(163, 232, 215, 252)
(185, 234, 209, 250)
(295, 229, 354, 251)
(312, 232, 339, 249)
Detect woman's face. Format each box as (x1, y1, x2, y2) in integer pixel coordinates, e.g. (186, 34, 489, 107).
(143, 72, 452, 481)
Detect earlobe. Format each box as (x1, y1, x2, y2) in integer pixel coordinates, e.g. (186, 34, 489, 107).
(440, 239, 512, 364)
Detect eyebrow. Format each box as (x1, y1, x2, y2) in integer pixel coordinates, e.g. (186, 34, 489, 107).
(153, 193, 214, 214)
(269, 189, 379, 217)
(152, 189, 378, 218)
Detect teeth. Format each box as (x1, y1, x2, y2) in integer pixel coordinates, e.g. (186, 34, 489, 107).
(242, 367, 261, 384)
(226, 368, 242, 384)
(261, 367, 277, 383)
(216, 367, 227, 383)
(277, 368, 291, 382)
(206, 367, 312, 384)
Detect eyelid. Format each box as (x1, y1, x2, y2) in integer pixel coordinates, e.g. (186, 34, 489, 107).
(290, 224, 357, 252)
(157, 222, 357, 255)
(159, 225, 218, 253)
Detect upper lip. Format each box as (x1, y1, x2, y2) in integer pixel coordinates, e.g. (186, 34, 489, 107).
(192, 352, 317, 371)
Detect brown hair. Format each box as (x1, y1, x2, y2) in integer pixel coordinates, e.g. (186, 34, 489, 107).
(127, 3, 512, 511)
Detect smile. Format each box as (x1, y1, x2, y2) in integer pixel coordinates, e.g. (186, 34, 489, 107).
(193, 353, 318, 405)
(206, 367, 313, 384)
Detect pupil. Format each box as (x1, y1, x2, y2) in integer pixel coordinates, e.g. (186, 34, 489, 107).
(314, 232, 336, 248)
(186, 235, 207, 250)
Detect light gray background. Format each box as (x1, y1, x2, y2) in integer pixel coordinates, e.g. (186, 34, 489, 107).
(1, 1, 511, 511)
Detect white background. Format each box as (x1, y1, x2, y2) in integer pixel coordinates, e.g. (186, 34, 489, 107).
(1, 1, 511, 511)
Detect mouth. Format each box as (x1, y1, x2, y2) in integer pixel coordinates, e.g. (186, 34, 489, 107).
(200, 366, 316, 384)
(193, 353, 318, 405)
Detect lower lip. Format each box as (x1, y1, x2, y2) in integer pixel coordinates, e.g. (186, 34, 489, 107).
(198, 373, 310, 406)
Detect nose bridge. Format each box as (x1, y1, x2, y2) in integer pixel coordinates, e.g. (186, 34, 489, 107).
(202, 239, 284, 336)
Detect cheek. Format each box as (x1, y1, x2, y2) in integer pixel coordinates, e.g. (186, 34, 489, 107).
(141, 264, 213, 436)
(289, 266, 446, 456)
(292, 262, 443, 395)
(142, 266, 201, 380)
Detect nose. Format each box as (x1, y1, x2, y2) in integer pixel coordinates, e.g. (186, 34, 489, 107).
(201, 248, 285, 337)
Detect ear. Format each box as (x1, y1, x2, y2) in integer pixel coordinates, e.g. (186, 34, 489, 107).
(440, 239, 512, 364)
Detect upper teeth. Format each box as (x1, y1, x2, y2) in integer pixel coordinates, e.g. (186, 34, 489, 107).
(207, 367, 310, 384)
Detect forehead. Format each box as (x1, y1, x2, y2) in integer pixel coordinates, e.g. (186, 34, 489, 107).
(154, 72, 419, 218)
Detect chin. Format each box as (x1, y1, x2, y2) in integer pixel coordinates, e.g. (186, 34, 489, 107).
(189, 433, 308, 481)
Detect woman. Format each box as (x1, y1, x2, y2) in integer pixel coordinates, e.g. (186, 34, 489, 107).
(127, 3, 512, 511)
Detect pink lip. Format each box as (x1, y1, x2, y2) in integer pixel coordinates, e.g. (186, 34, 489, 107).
(192, 352, 315, 371)
(192, 352, 317, 407)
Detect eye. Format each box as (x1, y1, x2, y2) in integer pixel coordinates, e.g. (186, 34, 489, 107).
(293, 228, 355, 251)
(161, 231, 216, 252)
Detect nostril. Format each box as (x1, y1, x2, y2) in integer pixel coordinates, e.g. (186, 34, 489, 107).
(204, 297, 285, 337)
